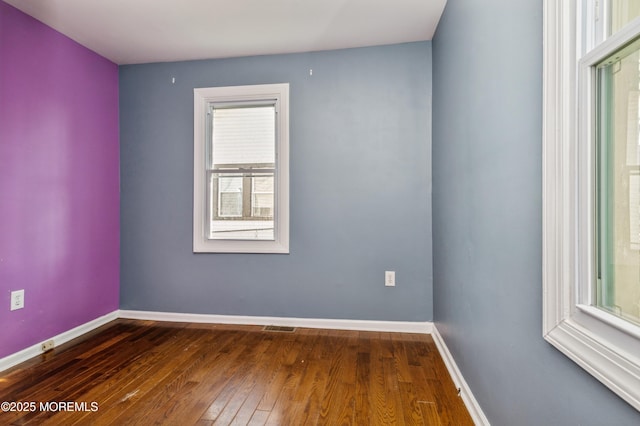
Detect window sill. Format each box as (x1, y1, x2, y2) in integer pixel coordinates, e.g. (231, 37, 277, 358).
(576, 305, 640, 340)
(544, 316, 640, 411)
(193, 238, 289, 254)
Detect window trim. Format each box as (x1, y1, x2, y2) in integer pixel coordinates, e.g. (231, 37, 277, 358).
(193, 83, 289, 253)
(543, 1, 640, 410)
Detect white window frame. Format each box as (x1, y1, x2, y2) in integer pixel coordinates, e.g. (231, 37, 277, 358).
(193, 83, 289, 253)
(543, 1, 640, 410)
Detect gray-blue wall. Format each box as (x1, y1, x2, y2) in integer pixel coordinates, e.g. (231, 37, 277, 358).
(120, 42, 433, 321)
(432, 1, 640, 424)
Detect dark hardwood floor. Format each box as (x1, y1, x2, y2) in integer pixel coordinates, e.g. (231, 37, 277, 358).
(0, 319, 473, 425)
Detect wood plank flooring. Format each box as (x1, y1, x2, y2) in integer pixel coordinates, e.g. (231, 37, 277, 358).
(0, 320, 473, 425)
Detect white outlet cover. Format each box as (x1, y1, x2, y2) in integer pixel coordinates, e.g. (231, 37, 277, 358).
(385, 271, 396, 287)
(10, 289, 24, 311)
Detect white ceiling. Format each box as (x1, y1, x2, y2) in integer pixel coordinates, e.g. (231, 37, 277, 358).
(4, 0, 447, 65)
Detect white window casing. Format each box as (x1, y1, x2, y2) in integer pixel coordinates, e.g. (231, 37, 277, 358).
(193, 83, 289, 253)
(543, 0, 640, 410)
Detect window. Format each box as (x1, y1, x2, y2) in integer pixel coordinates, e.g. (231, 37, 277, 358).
(193, 84, 289, 253)
(543, 0, 640, 410)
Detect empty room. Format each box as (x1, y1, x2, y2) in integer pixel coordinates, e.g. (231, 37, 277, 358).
(1, 0, 640, 424)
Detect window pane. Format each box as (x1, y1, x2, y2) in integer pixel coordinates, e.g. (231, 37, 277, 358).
(610, 1, 640, 34)
(596, 37, 640, 326)
(211, 106, 275, 166)
(209, 172, 275, 240)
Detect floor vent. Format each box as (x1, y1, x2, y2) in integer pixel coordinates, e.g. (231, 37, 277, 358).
(263, 325, 296, 332)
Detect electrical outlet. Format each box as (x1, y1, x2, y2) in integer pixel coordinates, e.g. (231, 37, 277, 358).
(385, 271, 396, 287)
(41, 340, 54, 352)
(10, 289, 24, 311)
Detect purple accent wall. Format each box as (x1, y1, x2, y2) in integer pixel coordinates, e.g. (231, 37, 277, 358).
(0, 2, 119, 358)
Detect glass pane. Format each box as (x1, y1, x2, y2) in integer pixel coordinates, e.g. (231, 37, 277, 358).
(610, 0, 640, 34)
(596, 37, 640, 326)
(208, 172, 274, 241)
(211, 106, 275, 167)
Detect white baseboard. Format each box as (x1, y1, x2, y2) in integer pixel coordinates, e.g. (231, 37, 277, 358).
(431, 326, 490, 426)
(0, 310, 119, 372)
(118, 310, 433, 334)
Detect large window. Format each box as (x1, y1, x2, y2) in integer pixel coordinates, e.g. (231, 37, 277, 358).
(193, 84, 289, 253)
(543, 0, 640, 410)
